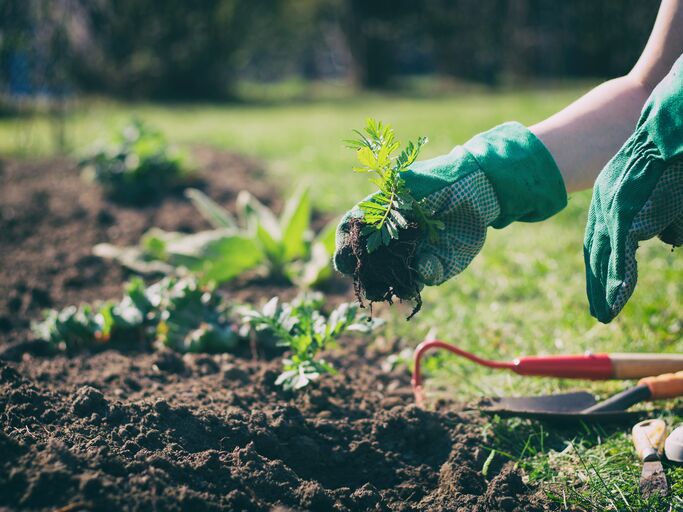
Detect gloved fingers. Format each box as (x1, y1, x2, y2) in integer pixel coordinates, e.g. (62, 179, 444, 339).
(611, 160, 683, 313)
(589, 160, 683, 322)
(659, 216, 683, 246)
(415, 250, 444, 286)
(584, 194, 618, 323)
(419, 170, 500, 225)
(656, 160, 683, 247)
(415, 228, 488, 286)
(627, 161, 683, 241)
(413, 172, 496, 286)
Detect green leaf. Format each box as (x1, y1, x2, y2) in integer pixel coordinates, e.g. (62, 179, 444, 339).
(366, 230, 382, 253)
(256, 222, 285, 267)
(296, 242, 331, 288)
(385, 218, 399, 239)
(390, 209, 408, 229)
(142, 228, 185, 260)
(357, 147, 377, 169)
(381, 225, 392, 245)
(93, 243, 175, 275)
(184, 188, 237, 229)
(316, 218, 339, 254)
(346, 119, 431, 254)
(280, 187, 311, 261)
(164, 229, 263, 283)
(359, 200, 388, 214)
(236, 190, 281, 239)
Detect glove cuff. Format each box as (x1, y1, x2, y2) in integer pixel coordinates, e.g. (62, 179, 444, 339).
(464, 122, 567, 228)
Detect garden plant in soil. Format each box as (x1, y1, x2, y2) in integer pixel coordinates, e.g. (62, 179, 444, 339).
(343, 119, 443, 319)
(0, 147, 553, 510)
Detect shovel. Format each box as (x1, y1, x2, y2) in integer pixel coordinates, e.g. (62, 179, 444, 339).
(411, 339, 683, 407)
(479, 371, 683, 422)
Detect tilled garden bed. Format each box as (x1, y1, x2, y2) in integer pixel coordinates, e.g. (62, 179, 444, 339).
(0, 151, 551, 511)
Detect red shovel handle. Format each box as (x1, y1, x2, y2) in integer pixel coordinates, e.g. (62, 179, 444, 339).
(411, 339, 615, 405)
(412, 340, 514, 405)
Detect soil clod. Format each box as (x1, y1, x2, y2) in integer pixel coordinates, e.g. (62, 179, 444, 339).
(348, 218, 423, 319)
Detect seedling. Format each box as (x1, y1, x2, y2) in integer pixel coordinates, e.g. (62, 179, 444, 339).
(241, 294, 382, 390)
(79, 119, 193, 204)
(344, 119, 441, 318)
(154, 277, 238, 353)
(346, 118, 440, 252)
(33, 277, 238, 354)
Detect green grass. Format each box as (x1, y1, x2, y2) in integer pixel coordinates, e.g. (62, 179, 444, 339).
(2, 82, 682, 510)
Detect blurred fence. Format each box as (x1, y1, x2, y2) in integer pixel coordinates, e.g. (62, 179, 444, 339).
(0, 0, 660, 100)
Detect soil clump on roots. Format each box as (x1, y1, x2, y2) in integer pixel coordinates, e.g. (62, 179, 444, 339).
(348, 218, 423, 319)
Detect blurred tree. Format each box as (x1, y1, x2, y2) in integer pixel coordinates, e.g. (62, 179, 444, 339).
(422, 0, 658, 85)
(423, 0, 504, 85)
(0, 0, 664, 99)
(0, 0, 72, 97)
(338, 0, 422, 88)
(70, 0, 262, 99)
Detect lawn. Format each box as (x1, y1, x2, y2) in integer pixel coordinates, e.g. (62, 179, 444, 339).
(2, 82, 682, 510)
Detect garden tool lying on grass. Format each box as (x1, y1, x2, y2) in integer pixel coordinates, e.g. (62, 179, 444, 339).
(411, 339, 683, 414)
(665, 425, 683, 462)
(478, 371, 683, 422)
(632, 419, 669, 499)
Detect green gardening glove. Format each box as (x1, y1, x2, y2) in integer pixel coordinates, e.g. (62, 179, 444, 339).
(335, 122, 567, 287)
(584, 56, 683, 323)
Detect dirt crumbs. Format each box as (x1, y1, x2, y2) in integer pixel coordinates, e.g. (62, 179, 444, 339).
(0, 341, 549, 511)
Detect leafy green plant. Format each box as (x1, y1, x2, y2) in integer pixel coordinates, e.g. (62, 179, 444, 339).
(154, 277, 238, 353)
(33, 278, 154, 352)
(240, 294, 382, 390)
(79, 119, 193, 203)
(189, 187, 337, 286)
(347, 118, 442, 252)
(94, 187, 337, 288)
(32, 277, 238, 354)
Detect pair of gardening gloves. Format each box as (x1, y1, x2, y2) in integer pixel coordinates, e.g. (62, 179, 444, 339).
(335, 56, 683, 323)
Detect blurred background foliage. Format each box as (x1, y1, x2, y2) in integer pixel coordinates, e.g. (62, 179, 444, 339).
(0, 0, 659, 100)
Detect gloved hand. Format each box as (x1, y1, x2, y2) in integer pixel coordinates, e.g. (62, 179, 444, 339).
(584, 56, 683, 323)
(334, 122, 567, 286)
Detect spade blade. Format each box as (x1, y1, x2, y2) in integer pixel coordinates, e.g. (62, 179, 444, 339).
(480, 391, 598, 414)
(640, 460, 668, 499)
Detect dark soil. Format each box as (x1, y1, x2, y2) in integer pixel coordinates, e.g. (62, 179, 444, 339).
(0, 152, 554, 511)
(348, 218, 422, 320)
(0, 148, 287, 349)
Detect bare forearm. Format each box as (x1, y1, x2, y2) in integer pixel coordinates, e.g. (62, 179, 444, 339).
(530, 0, 683, 193)
(531, 77, 649, 192)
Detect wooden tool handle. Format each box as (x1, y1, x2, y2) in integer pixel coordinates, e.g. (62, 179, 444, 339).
(639, 371, 683, 400)
(610, 353, 683, 379)
(632, 419, 667, 461)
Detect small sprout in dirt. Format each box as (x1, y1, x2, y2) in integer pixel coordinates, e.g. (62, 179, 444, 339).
(241, 293, 383, 391)
(79, 119, 193, 204)
(32, 276, 238, 354)
(154, 277, 238, 353)
(32, 304, 109, 353)
(345, 119, 441, 318)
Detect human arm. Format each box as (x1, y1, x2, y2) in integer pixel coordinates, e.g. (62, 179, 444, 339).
(531, 0, 683, 193)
